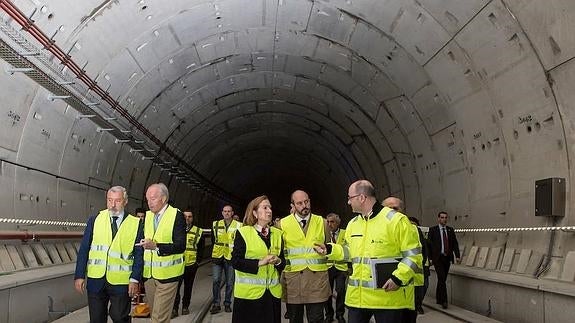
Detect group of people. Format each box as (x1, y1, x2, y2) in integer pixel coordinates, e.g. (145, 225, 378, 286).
(74, 183, 203, 323)
(74, 179, 460, 323)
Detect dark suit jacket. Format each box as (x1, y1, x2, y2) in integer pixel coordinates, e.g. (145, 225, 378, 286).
(74, 213, 144, 294)
(428, 225, 460, 264)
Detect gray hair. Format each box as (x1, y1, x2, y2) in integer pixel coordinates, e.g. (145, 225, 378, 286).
(154, 183, 170, 201)
(326, 213, 341, 223)
(108, 186, 128, 201)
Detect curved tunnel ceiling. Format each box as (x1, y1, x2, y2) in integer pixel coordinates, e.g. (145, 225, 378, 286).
(1, 0, 573, 230)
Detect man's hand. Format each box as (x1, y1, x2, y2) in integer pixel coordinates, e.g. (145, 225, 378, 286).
(382, 278, 399, 292)
(313, 243, 327, 256)
(455, 257, 461, 264)
(128, 282, 139, 297)
(74, 278, 86, 294)
(258, 254, 277, 266)
(136, 238, 157, 250)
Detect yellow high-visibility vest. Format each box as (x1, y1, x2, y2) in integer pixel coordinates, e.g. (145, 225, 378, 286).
(326, 229, 348, 271)
(87, 210, 140, 284)
(211, 219, 242, 260)
(234, 226, 282, 299)
(143, 205, 185, 279)
(281, 214, 328, 272)
(185, 225, 202, 265)
(328, 207, 423, 310)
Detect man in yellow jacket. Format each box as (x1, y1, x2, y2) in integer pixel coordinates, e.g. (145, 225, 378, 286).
(280, 190, 331, 323)
(136, 183, 186, 323)
(210, 205, 242, 314)
(74, 186, 143, 323)
(324, 213, 348, 323)
(315, 180, 423, 322)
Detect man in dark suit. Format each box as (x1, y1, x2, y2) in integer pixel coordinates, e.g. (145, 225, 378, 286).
(74, 186, 144, 323)
(428, 211, 460, 309)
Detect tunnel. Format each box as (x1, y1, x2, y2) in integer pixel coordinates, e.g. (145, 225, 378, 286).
(1, 0, 575, 322)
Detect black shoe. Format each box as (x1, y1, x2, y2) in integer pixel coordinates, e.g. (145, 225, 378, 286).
(442, 302, 448, 309)
(417, 307, 425, 315)
(325, 317, 333, 323)
(182, 308, 190, 315)
(225, 305, 232, 312)
(336, 315, 346, 323)
(210, 304, 221, 314)
(284, 312, 289, 319)
(171, 309, 179, 318)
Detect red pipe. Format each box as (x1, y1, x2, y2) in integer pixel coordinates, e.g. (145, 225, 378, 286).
(0, 0, 232, 200)
(0, 230, 83, 241)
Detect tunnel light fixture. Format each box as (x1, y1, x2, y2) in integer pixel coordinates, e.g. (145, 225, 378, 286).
(84, 101, 100, 106)
(104, 117, 117, 121)
(77, 114, 96, 119)
(114, 139, 130, 144)
(130, 148, 143, 153)
(5, 67, 34, 74)
(141, 156, 154, 160)
(19, 51, 41, 56)
(134, 140, 145, 144)
(48, 94, 71, 101)
(120, 129, 132, 133)
(96, 127, 114, 132)
(57, 80, 75, 85)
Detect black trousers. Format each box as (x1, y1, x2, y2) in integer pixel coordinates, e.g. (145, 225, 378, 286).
(287, 302, 324, 323)
(415, 266, 430, 309)
(325, 267, 347, 319)
(434, 255, 451, 305)
(347, 307, 404, 323)
(174, 263, 199, 310)
(87, 283, 131, 323)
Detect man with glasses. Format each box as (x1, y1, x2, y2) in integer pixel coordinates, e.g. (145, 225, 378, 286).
(279, 190, 331, 323)
(315, 180, 422, 322)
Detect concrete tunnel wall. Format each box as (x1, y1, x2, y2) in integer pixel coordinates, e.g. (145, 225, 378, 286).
(1, 0, 575, 320)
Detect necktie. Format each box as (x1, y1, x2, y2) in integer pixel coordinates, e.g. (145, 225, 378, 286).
(301, 219, 307, 228)
(261, 227, 268, 237)
(331, 231, 336, 243)
(111, 216, 118, 239)
(442, 227, 449, 255)
(154, 213, 160, 230)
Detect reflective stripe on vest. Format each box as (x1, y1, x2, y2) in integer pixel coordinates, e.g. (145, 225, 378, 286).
(234, 226, 282, 300)
(185, 226, 202, 265)
(87, 210, 140, 284)
(338, 207, 422, 310)
(281, 214, 328, 272)
(211, 220, 242, 260)
(326, 229, 348, 271)
(143, 206, 185, 279)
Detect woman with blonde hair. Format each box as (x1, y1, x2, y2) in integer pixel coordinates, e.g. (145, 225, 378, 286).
(231, 195, 285, 323)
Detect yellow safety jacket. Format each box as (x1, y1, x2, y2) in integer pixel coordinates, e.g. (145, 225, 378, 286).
(326, 229, 348, 271)
(87, 210, 140, 284)
(211, 219, 242, 260)
(328, 207, 423, 309)
(143, 205, 185, 279)
(234, 226, 283, 299)
(185, 225, 202, 265)
(281, 214, 328, 272)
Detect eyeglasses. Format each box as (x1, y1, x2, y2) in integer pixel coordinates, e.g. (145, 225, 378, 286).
(347, 194, 362, 201)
